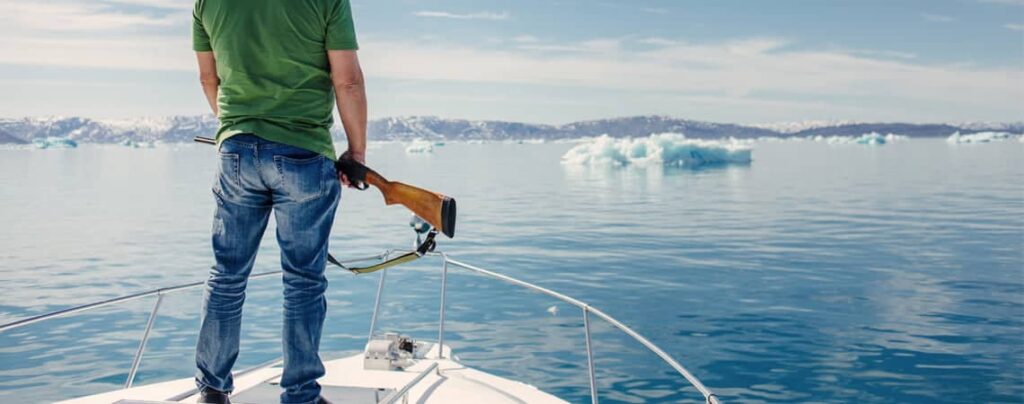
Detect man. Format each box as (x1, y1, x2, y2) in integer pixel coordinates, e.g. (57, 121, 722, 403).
(191, 0, 366, 403)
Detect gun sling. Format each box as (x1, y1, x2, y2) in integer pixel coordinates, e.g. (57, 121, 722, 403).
(327, 230, 437, 275)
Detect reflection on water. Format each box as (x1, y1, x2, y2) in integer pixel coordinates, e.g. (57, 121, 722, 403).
(1, 140, 1022, 403)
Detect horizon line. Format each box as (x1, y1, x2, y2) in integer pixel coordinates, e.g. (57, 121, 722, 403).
(2, 114, 1022, 128)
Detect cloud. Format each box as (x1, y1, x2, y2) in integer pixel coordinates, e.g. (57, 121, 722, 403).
(0, 2, 178, 31)
(6, 32, 1018, 120)
(102, 0, 193, 10)
(1006, 23, 1024, 31)
(516, 44, 591, 52)
(846, 48, 918, 60)
(513, 35, 540, 43)
(0, 35, 193, 70)
(351, 37, 1022, 119)
(413, 11, 510, 21)
(517, 38, 623, 53)
(921, 13, 955, 23)
(637, 37, 678, 46)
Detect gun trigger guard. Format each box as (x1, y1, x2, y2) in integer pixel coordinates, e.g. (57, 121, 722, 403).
(352, 181, 369, 191)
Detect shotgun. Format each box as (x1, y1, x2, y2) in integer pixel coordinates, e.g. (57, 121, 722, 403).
(194, 136, 456, 238)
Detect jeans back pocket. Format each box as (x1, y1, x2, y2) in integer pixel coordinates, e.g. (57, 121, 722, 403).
(213, 152, 241, 198)
(274, 153, 326, 203)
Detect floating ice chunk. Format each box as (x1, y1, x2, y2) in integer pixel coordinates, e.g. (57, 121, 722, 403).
(405, 139, 434, 154)
(561, 133, 752, 167)
(884, 133, 908, 142)
(33, 137, 78, 149)
(503, 138, 547, 144)
(547, 305, 558, 316)
(119, 139, 155, 148)
(820, 132, 902, 145)
(946, 131, 1017, 144)
(855, 132, 886, 145)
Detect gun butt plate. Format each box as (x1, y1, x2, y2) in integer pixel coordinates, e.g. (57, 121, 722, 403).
(441, 197, 456, 238)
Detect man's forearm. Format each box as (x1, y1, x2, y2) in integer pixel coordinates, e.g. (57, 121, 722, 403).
(196, 52, 220, 117)
(200, 78, 219, 116)
(335, 81, 367, 158)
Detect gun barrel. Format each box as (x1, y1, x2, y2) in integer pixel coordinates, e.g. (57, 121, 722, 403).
(194, 136, 217, 145)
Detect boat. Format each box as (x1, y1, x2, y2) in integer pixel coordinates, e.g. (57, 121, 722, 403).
(0, 224, 721, 404)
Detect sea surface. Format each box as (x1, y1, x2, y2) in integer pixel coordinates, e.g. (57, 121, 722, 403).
(0, 139, 1022, 403)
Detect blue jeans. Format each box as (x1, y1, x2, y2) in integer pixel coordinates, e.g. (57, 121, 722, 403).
(195, 134, 340, 404)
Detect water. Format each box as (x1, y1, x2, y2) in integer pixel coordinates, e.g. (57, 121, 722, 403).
(1, 139, 1022, 403)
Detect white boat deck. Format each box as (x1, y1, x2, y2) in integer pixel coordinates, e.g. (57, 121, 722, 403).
(57, 344, 567, 404)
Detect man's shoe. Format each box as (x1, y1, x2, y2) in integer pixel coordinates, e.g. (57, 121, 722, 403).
(198, 387, 231, 404)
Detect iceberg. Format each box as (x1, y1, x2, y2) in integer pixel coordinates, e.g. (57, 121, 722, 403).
(819, 132, 905, 145)
(884, 133, 908, 142)
(946, 131, 1017, 144)
(119, 139, 156, 148)
(560, 133, 752, 168)
(405, 139, 434, 154)
(854, 132, 886, 145)
(32, 137, 78, 149)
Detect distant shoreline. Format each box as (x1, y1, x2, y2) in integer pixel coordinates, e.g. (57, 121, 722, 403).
(1, 115, 1021, 145)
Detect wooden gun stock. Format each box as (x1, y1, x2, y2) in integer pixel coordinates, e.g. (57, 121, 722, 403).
(335, 159, 456, 238)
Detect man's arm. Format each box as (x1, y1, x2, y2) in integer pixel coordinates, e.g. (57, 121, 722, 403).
(328, 50, 367, 164)
(196, 51, 219, 116)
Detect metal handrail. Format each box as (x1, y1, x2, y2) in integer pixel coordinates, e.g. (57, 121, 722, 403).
(0, 249, 720, 404)
(433, 256, 721, 404)
(0, 251, 390, 334)
(0, 251, 391, 389)
(379, 362, 440, 404)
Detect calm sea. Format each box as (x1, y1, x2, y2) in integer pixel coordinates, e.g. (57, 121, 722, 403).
(1, 139, 1022, 403)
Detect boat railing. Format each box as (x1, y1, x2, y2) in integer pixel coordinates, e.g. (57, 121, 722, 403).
(0, 250, 720, 404)
(0, 251, 392, 390)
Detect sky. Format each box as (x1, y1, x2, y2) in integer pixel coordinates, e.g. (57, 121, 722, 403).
(0, 0, 1022, 124)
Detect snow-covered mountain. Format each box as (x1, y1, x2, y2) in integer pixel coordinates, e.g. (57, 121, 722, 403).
(0, 128, 27, 144)
(0, 115, 1020, 144)
(751, 120, 863, 134)
(0, 116, 219, 144)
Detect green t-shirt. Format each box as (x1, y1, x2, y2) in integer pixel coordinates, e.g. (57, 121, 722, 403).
(192, 0, 358, 159)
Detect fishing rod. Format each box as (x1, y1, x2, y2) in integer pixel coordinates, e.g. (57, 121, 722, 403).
(195, 136, 456, 274)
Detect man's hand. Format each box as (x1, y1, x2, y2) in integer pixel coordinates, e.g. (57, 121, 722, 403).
(338, 149, 366, 188)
